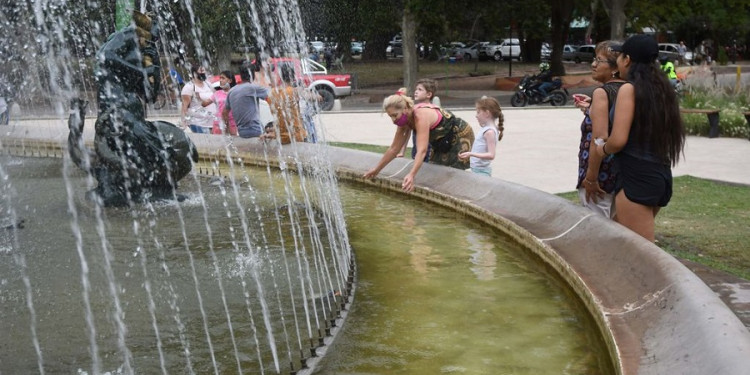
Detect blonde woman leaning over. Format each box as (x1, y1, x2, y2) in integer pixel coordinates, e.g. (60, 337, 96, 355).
(363, 93, 474, 192)
(459, 96, 504, 176)
(397, 78, 441, 159)
(573, 40, 626, 218)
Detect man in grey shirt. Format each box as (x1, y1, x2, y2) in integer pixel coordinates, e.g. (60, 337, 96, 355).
(224, 65, 270, 138)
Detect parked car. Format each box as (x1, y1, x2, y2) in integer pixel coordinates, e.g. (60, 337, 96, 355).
(309, 41, 325, 53)
(251, 57, 352, 111)
(541, 43, 551, 60)
(387, 41, 403, 57)
(561, 44, 578, 61)
(569, 44, 595, 63)
(658, 43, 693, 65)
(480, 38, 521, 61)
(456, 41, 487, 61)
(351, 41, 364, 56)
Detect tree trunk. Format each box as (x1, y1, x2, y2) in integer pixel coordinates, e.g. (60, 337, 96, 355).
(402, 10, 418, 93)
(585, 0, 598, 44)
(549, 0, 574, 76)
(600, 0, 627, 40)
(214, 44, 233, 72)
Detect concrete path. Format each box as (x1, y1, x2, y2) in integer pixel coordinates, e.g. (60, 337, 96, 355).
(318, 107, 750, 194)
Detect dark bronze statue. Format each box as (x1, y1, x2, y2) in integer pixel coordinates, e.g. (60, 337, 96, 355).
(68, 11, 197, 206)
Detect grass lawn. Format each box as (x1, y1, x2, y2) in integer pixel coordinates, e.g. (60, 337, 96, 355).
(558, 176, 750, 280)
(331, 140, 750, 280)
(343, 59, 540, 88)
(329, 142, 392, 154)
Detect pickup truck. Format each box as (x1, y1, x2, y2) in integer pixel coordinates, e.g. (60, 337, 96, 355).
(480, 38, 522, 61)
(269, 57, 352, 110)
(242, 57, 352, 111)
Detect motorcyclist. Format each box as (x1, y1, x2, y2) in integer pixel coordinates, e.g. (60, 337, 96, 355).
(659, 56, 678, 88)
(530, 62, 555, 100)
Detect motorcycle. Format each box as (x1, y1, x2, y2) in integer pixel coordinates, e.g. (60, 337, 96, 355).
(510, 75, 569, 107)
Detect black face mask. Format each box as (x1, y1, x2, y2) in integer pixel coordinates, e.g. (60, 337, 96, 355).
(197, 73, 207, 81)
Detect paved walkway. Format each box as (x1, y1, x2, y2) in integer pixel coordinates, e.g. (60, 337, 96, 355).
(318, 107, 750, 193)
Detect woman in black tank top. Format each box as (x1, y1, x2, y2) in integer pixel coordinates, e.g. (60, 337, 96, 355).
(574, 41, 626, 219)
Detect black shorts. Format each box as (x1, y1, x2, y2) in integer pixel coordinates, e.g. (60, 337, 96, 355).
(614, 153, 673, 207)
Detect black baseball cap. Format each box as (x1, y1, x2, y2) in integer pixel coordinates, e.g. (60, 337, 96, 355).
(611, 34, 658, 64)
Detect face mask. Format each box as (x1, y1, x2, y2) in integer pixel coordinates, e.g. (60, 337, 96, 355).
(393, 112, 409, 127)
(197, 73, 207, 81)
(222, 82, 230, 89)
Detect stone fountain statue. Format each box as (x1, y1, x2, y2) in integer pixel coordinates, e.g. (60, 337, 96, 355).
(68, 11, 197, 206)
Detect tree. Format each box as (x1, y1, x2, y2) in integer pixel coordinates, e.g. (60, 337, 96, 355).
(359, 0, 400, 60)
(600, 0, 627, 40)
(549, 0, 575, 76)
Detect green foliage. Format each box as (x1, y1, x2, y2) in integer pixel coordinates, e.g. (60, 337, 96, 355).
(717, 45, 729, 65)
(680, 86, 750, 138)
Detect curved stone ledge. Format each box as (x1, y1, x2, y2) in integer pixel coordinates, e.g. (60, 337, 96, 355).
(261, 141, 750, 375)
(2, 128, 749, 375)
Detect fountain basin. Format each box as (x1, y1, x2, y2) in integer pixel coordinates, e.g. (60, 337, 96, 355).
(2, 125, 750, 374)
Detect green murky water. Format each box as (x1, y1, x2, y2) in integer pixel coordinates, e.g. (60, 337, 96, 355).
(0, 157, 612, 374)
(318, 187, 613, 374)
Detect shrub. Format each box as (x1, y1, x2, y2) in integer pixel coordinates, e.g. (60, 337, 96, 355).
(680, 86, 750, 138)
(717, 46, 729, 66)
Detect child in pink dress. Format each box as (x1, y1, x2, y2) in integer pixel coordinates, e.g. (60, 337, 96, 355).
(210, 71, 238, 135)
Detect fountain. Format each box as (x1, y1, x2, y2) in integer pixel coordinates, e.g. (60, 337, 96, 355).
(67, 10, 197, 207)
(1, 1, 750, 375)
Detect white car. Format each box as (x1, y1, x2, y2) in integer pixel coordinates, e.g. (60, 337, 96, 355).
(309, 41, 325, 53)
(561, 44, 578, 61)
(658, 43, 694, 65)
(480, 38, 521, 61)
(456, 42, 487, 61)
(541, 43, 551, 60)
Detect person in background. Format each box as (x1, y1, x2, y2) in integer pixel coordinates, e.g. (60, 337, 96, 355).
(532, 62, 555, 100)
(397, 78, 440, 159)
(596, 35, 685, 241)
(259, 123, 276, 141)
(573, 41, 626, 218)
(363, 93, 473, 192)
(659, 56, 678, 88)
(677, 41, 688, 65)
(224, 61, 270, 139)
(324, 47, 333, 70)
(459, 96, 503, 176)
(208, 70, 237, 135)
(169, 58, 185, 89)
(180, 64, 216, 133)
(266, 65, 307, 144)
(0, 96, 8, 125)
(297, 83, 322, 143)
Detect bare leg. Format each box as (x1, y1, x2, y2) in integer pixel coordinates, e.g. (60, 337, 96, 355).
(614, 190, 656, 242)
(397, 129, 410, 157)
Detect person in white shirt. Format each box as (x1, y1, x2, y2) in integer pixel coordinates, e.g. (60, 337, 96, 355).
(180, 64, 217, 133)
(459, 96, 504, 176)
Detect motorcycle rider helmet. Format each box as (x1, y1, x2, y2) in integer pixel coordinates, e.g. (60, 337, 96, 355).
(539, 62, 550, 71)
